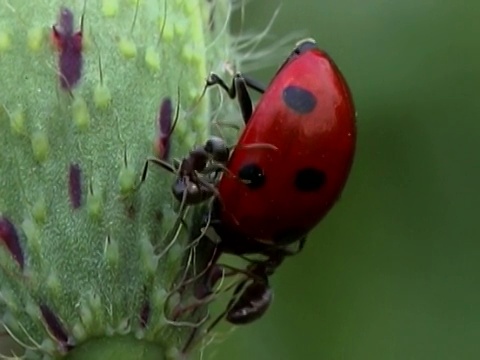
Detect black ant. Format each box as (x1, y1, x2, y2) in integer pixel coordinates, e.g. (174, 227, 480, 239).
(141, 136, 230, 207)
(177, 211, 307, 354)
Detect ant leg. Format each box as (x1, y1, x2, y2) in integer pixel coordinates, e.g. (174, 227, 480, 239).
(203, 275, 252, 334)
(141, 157, 177, 182)
(206, 73, 266, 95)
(295, 236, 307, 253)
(206, 73, 263, 125)
(200, 163, 236, 180)
(242, 74, 266, 94)
(196, 177, 220, 197)
(279, 236, 307, 256)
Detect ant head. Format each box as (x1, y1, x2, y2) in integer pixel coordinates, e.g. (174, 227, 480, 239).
(204, 136, 229, 163)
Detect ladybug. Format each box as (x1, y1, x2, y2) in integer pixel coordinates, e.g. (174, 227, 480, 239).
(206, 37, 356, 246)
(171, 38, 356, 346)
(194, 38, 355, 327)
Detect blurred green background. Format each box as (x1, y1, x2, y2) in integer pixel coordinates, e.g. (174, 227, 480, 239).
(206, 0, 480, 359)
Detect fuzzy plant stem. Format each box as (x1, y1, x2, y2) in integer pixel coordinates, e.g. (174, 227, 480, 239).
(0, 0, 237, 359)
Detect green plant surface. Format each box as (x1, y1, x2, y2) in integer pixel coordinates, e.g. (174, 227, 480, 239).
(0, 0, 238, 359)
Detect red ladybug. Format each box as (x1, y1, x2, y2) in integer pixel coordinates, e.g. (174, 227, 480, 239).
(207, 38, 356, 246)
(168, 39, 356, 346)
(187, 38, 356, 328)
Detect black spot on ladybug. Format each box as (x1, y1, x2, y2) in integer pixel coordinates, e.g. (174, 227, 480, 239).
(294, 168, 326, 192)
(238, 163, 265, 189)
(282, 86, 317, 114)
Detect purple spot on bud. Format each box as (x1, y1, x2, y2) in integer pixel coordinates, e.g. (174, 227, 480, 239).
(0, 217, 24, 270)
(52, 7, 83, 90)
(58, 7, 74, 35)
(155, 97, 173, 160)
(68, 163, 82, 209)
(40, 304, 70, 345)
(140, 300, 150, 328)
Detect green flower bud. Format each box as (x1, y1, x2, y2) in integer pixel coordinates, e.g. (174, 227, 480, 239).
(0, 0, 237, 358)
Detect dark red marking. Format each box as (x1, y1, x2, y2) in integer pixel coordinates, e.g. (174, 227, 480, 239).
(154, 97, 173, 160)
(68, 163, 82, 209)
(40, 304, 70, 346)
(0, 217, 24, 270)
(52, 7, 83, 90)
